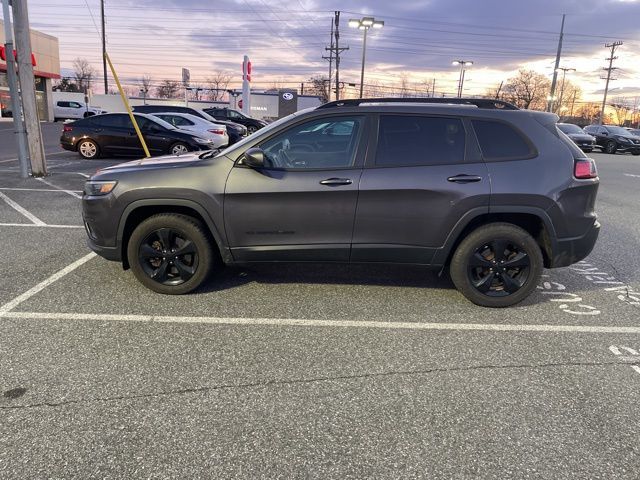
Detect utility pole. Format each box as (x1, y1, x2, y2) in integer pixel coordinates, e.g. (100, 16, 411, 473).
(556, 66, 575, 114)
(431, 78, 435, 97)
(101, 0, 108, 94)
(599, 41, 623, 125)
(547, 14, 566, 112)
(322, 16, 334, 99)
(12, 0, 47, 176)
(495, 80, 504, 100)
(331, 11, 348, 101)
(2, 0, 29, 178)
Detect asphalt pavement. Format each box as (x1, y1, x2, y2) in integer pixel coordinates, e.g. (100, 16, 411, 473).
(1, 123, 640, 478)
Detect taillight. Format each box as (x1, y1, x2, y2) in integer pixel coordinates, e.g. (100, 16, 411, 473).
(63, 125, 73, 132)
(574, 158, 597, 179)
(208, 129, 225, 135)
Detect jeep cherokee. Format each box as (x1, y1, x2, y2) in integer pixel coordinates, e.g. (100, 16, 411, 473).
(82, 98, 600, 307)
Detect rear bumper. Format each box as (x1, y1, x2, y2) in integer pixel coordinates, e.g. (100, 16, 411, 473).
(551, 221, 600, 268)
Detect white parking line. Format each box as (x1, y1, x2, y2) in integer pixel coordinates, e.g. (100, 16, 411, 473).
(624, 173, 640, 178)
(3, 310, 640, 334)
(36, 177, 82, 199)
(0, 253, 96, 315)
(0, 223, 83, 228)
(0, 191, 46, 225)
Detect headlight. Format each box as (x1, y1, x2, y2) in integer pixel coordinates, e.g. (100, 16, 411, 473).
(194, 137, 213, 144)
(84, 180, 117, 196)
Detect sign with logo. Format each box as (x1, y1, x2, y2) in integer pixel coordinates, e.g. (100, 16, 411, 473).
(181, 67, 190, 86)
(0, 46, 37, 66)
(278, 89, 298, 118)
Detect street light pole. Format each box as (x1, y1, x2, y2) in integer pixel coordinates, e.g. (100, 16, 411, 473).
(349, 16, 383, 99)
(359, 26, 367, 99)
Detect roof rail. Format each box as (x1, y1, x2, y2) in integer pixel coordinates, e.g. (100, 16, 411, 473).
(317, 97, 519, 110)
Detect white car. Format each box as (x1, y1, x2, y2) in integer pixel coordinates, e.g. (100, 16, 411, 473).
(150, 112, 229, 149)
(54, 100, 106, 121)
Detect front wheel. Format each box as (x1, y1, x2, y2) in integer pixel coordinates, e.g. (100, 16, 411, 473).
(247, 125, 258, 134)
(605, 141, 617, 154)
(127, 214, 215, 295)
(450, 223, 543, 307)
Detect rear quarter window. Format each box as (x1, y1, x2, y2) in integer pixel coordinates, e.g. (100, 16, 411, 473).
(472, 119, 536, 161)
(375, 115, 466, 167)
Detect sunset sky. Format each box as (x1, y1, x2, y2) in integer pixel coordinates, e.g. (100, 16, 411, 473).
(12, 0, 640, 101)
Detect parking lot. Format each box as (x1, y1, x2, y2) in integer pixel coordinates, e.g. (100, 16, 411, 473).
(1, 123, 640, 477)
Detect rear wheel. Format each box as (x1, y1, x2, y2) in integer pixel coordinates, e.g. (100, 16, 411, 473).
(450, 223, 543, 307)
(605, 140, 617, 154)
(77, 139, 100, 159)
(127, 214, 215, 294)
(247, 125, 258, 134)
(170, 142, 190, 155)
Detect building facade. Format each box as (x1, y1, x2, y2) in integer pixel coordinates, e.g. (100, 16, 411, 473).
(0, 20, 60, 121)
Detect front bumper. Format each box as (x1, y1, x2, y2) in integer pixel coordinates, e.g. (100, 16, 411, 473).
(87, 237, 121, 262)
(551, 221, 600, 268)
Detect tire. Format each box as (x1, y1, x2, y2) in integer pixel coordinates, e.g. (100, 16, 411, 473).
(77, 139, 100, 159)
(605, 141, 617, 154)
(450, 223, 543, 308)
(247, 125, 258, 134)
(169, 142, 190, 155)
(127, 214, 215, 295)
(632, 152, 640, 156)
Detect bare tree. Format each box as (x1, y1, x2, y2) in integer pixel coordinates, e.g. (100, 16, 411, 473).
(156, 80, 180, 99)
(305, 75, 330, 103)
(609, 97, 630, 125)
(72, 58, 97, 93)
(139, 75, 153, 97)
(398, 72, 411, 98)
(502, 69, 550, 110)
(206, 72, 232, 101)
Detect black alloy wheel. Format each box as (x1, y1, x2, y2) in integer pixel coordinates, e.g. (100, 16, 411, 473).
(467, 240, 530, 297)
(127, 214, 215, 294)
(139, 228, 198, 286)
(605, 140, 617, 154)
(450, 223, 543, 307)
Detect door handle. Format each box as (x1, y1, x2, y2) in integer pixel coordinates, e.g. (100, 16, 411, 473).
(447, 174, 482, 184)
(320, 178, 352, 186)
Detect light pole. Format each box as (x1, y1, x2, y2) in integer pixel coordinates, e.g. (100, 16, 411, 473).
(349, 16, 384, 98)
(555, 66, 575, 114)
(452, 60, 473, 98)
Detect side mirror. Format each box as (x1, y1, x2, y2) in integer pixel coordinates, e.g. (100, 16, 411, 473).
(601, 131, 608, 136)
(242, 147, 265, 168)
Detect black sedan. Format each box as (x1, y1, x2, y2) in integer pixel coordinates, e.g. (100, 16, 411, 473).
(133, 105, 248, 144)
(60, 113, 216, 159)
(557, 123, 596, 153)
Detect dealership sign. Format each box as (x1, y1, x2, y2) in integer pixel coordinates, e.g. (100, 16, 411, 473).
(0, 46, 37, 66)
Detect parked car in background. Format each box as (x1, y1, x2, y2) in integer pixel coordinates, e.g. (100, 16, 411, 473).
(60, 112, 215, 159)
(150, 112, 229, 149)
(625, 128, 640, 137)
(133, 105, 247, 144)
(82, 97, 599, 308)
(584, 124, 640, 155)
(54, 101, 106, 121)
(557, 123, 596, 152)
(203, 107, 267, 134)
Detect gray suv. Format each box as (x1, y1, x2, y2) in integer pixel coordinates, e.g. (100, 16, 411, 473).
(82, 98, 600, 307)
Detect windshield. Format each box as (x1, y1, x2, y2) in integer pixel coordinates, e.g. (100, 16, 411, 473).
(145, 115, 176, 130)
(212, 108, 316, 158)
(558, 124, 584, 134)
(607, 126, 631, 136)
(198, 110, 219, 122)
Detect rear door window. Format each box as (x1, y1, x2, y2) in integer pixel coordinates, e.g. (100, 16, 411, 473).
(375, 115, 465, 167)
(471, 120, 535, 161)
